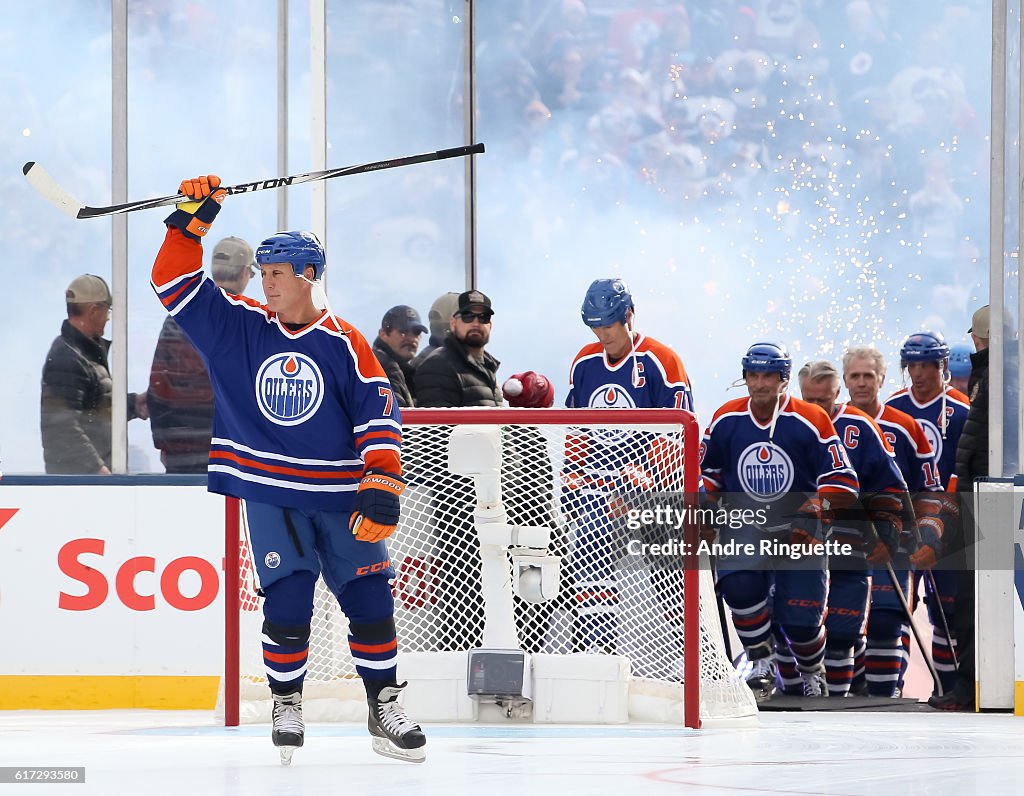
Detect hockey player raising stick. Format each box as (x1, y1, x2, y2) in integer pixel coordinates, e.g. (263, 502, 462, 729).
(151, 176, 426, 765)
(563, 278, 694, 658)
(700, 343, 859, 701)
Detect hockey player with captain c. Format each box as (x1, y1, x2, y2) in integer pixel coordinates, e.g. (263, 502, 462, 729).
(563, 278, 694, 659)
(700, 343, 860, 701)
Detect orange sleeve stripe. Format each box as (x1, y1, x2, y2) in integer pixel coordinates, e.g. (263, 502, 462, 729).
(152, 227, 203, 285)
(355, 430, 402, 446)
(364, 449, 401, 475)
(209, 450, 362, 480)
(349, 639, 398, 654)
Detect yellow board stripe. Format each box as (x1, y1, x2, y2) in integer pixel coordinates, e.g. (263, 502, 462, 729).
(0, 676, 219, 710)
(1015, 681, 1024, 716)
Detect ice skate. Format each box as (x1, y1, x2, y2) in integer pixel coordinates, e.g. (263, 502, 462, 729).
(271, 691, 304, 765)
(367, 682, 426, 763)
(799, 666, 829, 698)
(745, 656, 778, 703)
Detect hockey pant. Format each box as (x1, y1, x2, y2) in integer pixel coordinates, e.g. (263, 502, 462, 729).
(245, 501, 398, 693)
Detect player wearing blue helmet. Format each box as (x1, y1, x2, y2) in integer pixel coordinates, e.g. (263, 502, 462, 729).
(947, 342, 974, 395)
(701, 342, 859, 701)
(152, 175, 426, 764)
(564, 278, 694, 661)
(886, 331, 969, 697)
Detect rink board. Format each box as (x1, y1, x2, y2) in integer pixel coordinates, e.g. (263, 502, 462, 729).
(0, 484, 224, 709)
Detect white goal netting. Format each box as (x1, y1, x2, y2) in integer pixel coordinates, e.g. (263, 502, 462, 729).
(226, 408, 756, 726)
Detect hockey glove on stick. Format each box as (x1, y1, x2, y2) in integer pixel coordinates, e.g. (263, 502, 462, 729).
(350, 469, 406, 543)
(164, 175, 226, 241)
(909, 516, 943, 570)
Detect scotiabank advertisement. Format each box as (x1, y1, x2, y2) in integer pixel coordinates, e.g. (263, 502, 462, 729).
(0, 486, 225, 679)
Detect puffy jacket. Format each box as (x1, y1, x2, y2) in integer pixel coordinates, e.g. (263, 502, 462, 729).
(41, 320, 139, 474)
(372, 337, 416, 408)
(955, 346, 989, 490)
(414, 335, 502, 407)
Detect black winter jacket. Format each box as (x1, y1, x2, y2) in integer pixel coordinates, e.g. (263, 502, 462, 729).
(372, 337, 416, 408)
(955, 347, 989, 491)
(414, 336, 502, 407)
(41, 320, 139, 474)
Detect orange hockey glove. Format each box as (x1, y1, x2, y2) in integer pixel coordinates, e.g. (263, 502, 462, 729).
(349, 470, 406, 543)
(165, 174, 226, 241)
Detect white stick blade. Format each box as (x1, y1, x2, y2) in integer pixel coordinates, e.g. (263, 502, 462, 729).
(23, 162, 85, 219)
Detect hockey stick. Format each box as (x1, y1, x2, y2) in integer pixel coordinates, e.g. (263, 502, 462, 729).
(23, 143, 485, 220)
(865, 521, 944, 696)
(884, 561, 944, 696)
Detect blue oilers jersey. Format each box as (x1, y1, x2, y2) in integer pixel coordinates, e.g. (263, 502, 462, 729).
(870, 404, 944, 495)
(831, 404, 906, 497)
(885, 386, 969, 490)
(700, 395, 859, 521)
(565, 334, 693, 412)
(151, 228, 401, 511)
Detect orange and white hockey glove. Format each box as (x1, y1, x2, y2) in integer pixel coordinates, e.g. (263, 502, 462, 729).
(349, 469, 406, 543)
(165, 174, 226, 241)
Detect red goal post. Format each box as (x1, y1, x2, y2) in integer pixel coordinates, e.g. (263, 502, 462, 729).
(224, 407, 755, 729)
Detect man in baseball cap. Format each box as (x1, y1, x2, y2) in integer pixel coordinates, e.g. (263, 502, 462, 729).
(41, 274, 149, 473)
(148, 236, 256, 473)
(373, 305, 428, 408)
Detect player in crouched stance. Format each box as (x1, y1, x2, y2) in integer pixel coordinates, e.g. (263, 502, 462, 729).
(151, 176, 425, 765)
(700, 344, 859, 701)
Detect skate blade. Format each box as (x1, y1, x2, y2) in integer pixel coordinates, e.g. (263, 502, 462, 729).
(279, 746, 298, 766)
(371, 736, 426, 763)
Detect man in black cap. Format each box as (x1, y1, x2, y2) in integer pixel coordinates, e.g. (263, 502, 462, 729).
(373, 305, 427, 408)
(412, 290, 502, 649)
(415, 290, 501, 407)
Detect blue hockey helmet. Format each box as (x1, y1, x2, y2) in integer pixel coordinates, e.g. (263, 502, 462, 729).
(741, 342, 792, 381)
(948, 342, 974, 379)
(256, 231, 326, 280)
(899, 331, 949, 367)
(581, 278, 634, 328)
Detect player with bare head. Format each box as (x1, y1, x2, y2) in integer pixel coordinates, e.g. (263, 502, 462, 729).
(563, 278, 693, 657)
(842, 345, 946, 697)
(792, 361, 907, 698)
(150, 175, 425, 765)
(701, 343, 859, 702)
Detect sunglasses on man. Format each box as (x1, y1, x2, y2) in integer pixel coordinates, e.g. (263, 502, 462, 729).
(457, 311, 492, 323)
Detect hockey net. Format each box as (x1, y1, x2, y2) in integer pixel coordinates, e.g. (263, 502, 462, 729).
(222, 408, 757, 727)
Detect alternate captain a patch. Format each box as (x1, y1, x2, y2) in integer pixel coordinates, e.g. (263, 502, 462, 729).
(255, 353, 325, 425)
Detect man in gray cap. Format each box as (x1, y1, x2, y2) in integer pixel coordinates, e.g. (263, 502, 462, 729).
(148, 236, 255, 472)
(41, 274, 149, 474)
(410, 291, 460, 371)
(373, 305, 427, 408)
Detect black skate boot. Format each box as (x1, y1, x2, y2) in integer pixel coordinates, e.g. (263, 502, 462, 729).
(367, 682, 426, 763)
(271, 690, 304, 766)
(744, 643, 778, 703)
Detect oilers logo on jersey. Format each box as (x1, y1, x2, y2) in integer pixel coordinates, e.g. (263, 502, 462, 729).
(256, 352, 325, 425)
(916, 418, 944, 463)
(589, 383, 638, 409)
(737, 442, 795, 502)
